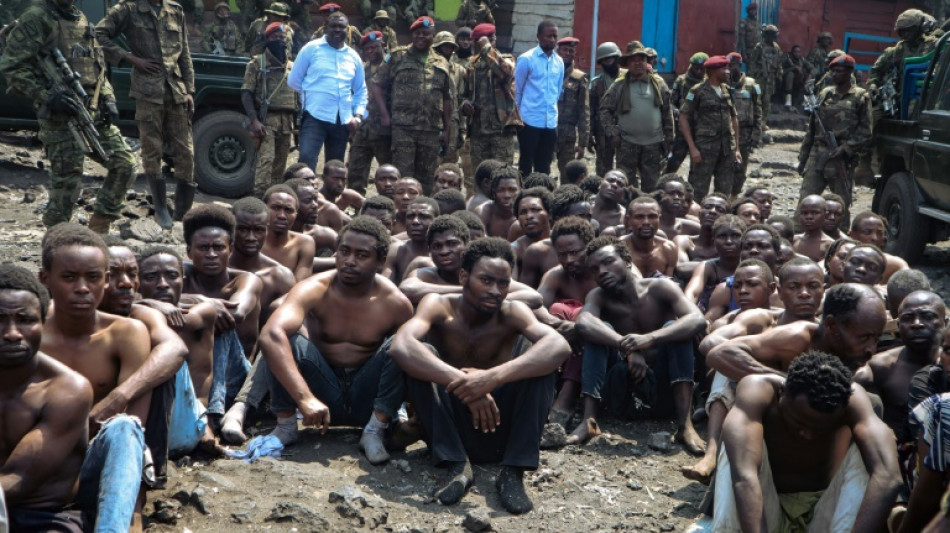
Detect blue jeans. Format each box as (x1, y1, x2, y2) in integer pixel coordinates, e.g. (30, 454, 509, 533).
(208, 329, 250, 416)
(269, 334, 404, 424)
(76, 415, 145, 533)
(299, 112, 348, 170)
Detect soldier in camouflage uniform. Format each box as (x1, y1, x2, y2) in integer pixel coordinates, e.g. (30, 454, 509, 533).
(798, 54, 871, 229)
(244, 2, 295, 58)
(599, 44, 673, 192)
(371, 16, 453, 195)
(433, 30, 469, 167)
(806, 32, 834, 82)
(679, 55, 741, 199)
(588, 42, 624, 176)
(736, 2, 760, 58)
(727, 52, 762, 196)
(399, 0, 433, 23)
(455, 0, 494, 28)
(666, 52, 707, 173)
(348, 31, 392, 195)
(238, 0, 313, 43)
(96, 0, 196, 229)
(203, 2, 243, 56)
(815, 49, 850, 90)
(553, 37, 589, 179)
(312, 3, 362, 48)
(0, 0, 137, 233)
(0, 0, 32, 27)
(748, 24, 783, 123)
(362, 10, 398, 52)
(460, 23, 518, 182)
(242, 23, 297, 197)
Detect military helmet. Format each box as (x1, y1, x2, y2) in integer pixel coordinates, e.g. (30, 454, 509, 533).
(826, 48, 845, 61)
(817, 31, 832, 41)
(265, 2, 291, 17)
(214, 2, 230, 11)
(895, 9, 925, 30)
(689, 52, 709, 65)
(923, 13, 938, 34)
(596, 42, 621, 62)
(644, 47, 658, 59)
(433, 31, 458, 49)
(763, 24, 779, 34)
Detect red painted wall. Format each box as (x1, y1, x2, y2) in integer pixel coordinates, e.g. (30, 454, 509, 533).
(573, 0, 645, 74)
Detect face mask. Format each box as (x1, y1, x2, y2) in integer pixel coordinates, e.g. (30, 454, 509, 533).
(604, 63, 619, 77)
(266, 40, 287, 62)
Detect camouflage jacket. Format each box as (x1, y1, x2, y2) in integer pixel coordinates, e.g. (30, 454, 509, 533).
(362, 22, 398, 52)
(455, 0, 494, 28)
(869, 35, 938, 91)
(557, 66, 590, 146)
(356, 60, 391, 139)
(589, 67, 624, 137)
(467, 44, 519, 135)
(737, 16, 761, 57)
(600, 71, 673, 144)
(806, 45, 831, 80)
(241, 49, 297, 112)
(670, 71, 704, 111)
(95, 0, 195, 104)
(374, 46, 454, 132)
(202, 19, 243, 55)
(728, 73, 762, 143)
(801, 84, 872, 157)
(680, 80, 737, 151)
(244, 17, 295, 58)
(747, 41, 783, 88)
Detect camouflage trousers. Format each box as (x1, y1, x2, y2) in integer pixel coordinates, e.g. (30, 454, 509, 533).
(392, 127, 441, 194)
(555, 132, 579, 179)
(37, 118, 136, 227)
(733, 130, 756, 197)
(760, 80, 775, 122)
(616, 139, 663, 192)
(470, 131, 515, 174)
(594, 131, 617, 176)
(348, 132, 392, 195)
(135, 94, 194, 183)
(688, 140, 736, 200)
(800, 148, 854, 229)
(253, 111, 294, 198)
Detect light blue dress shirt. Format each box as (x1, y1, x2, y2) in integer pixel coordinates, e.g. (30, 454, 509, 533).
(514, 45, 564, 129)
(288, 37, 367, 124)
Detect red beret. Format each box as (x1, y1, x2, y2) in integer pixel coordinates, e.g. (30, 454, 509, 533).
(557, 36, 580, 46)
(410, 16, 435, 31)
(319, 3, 341, 12)
(726, 52, 742, 63)
(829, 54, 856, 68)
(264, 22, 285, 37)
(471, 23, 495, 42)
(704, 55, 729, 69)
(360, 30, 383, 47)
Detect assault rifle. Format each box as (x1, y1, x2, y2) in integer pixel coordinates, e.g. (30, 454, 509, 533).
(878, 68, 898, 117)
(802, 81, 849, 181)
(38, 49, 111, 160)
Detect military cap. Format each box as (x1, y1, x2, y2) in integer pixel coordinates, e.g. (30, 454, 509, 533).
(818, 31, 832, 40)
(763, 24, 779, 34)
(374, 9, 390, 20)
(557, 36, 580, 47)
(410, 16, 435, 31)
(265, 2, 290, 17)
(471, 23, 495, 41)
(319, 3, 342, 12)
(618, 42, 648, 67)
(214, 2, 230, 11)
(689, 52, 709, 65)
(726, 52, 742, 63)
(434, 31, 458, 49)
(829, 53, 856, 68)
(626, 40, 644, 53)
(703, 55, 729, 69)
(360, 30, 384, 47)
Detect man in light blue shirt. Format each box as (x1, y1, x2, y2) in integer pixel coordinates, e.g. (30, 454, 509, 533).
(288, 12, 367, 171)
(514, 20, 563, 177)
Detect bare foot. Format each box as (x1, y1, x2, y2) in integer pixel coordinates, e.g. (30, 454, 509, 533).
(565, 418, 601, 445)
(674, 426, 706, 456)
(680, 454, 716, 484)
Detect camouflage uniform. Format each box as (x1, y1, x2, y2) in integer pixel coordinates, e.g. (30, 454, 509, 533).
(96, 0, 195, 184)
(555, 65, 590, 178)
(728, 73, 762, 196)
(589, 66, 625, 175)
(203, 19, 243, 55)
(736, 15, 761, 57)
(869, 34, 938, 99)
(748, 40, 783, 120)
(243, 50, 297, 197)
(452, 53, 474, 184)
(466, 44, 518, 176)
(0, 0, 136, 229)
(599, 71, 673, 192)
(362, 20, 398, 52)
(666, 69, 704, 173)
(798, 85, 871, 229)
(0, 0, 31, 26)
(442, 51, 469, 165)
(374, 46, 453, 194)
(806, 45, 832, 82)
(348, 59, 392, 195)
(238, 0, 313, 39)
(398, 0, 433, 22)
(681, 80, 738, 199)
(245, 16, 295, 58)
(455, 0, 494, 28)
(360, 0, 398, 21)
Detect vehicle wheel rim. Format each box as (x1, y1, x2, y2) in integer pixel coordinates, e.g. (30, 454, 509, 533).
(209, 135, 247, 174)
(885, 197, 902, 242)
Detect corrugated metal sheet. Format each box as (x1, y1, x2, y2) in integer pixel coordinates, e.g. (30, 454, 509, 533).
(509, 0, 574, 55)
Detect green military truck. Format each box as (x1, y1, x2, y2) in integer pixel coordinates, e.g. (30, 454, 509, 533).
(0, 0, 259, 198)
(873, 32, 950, 263)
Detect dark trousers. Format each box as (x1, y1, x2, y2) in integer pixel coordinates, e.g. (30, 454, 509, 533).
(407, 373, 555, 469)
(517, 125, 557, 176)
(299, 112, 348, 171)
(144, 376, 174, 488)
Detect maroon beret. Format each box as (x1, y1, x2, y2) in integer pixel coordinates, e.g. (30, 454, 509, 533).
(704, 55, 729, 69)
(360, 30, 383, 47)
(410, 16, 435, 31)
(319, 3, 341, 12)
(472, 23, 495, 42)
(557, 36, 580, 47)
(829, 54, 856, 68)
(726, 52, 742, 63)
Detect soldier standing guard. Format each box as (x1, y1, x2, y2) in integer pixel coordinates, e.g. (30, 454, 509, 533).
(96, 0, 196, 229)
(242, 22, 297, 197)
(588, 42, 624, 176)
(747, 24, 783, 124)
(727, 52, 762, 197)
(363, 10, 398, 52)
(203, 2, 243, 56)
(244, 2, 295, 58)
(0, 0, 137, 234)
(679, 55, 741, 199)
(455, 0, 494, 28)
(554, 36, 589, 179)
(798, 54, 871, 230)
(433, 30, 469, 167)
(736, 2, 761, 57)
(666, 52, 706, 173)
(806, 32, 834, 82)
(347, 31, 393, 195)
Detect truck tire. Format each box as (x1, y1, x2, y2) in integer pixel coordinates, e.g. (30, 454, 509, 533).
(193, 110, 255, 198)
(879, 172, 928, 264)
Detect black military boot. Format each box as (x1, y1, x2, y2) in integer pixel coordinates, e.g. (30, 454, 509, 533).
(174, 181, 197, 222)
(147, 176, 173, 229)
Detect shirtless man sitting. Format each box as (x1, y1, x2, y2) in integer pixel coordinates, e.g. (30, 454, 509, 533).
(519, 185, 594, 288)
(455, 210, 487, 240)
(260, 184, 316, 282)
(742, 186, 774, 221)
(433, 162, 463, 194)
(373, 164, 401, 201)
(712, 351, 901, 531)
(705, 224, 782, 323)
(655, 175, 700, 240)
(0, 265, 93, 532)
(433, 188, 466, 216)
(261, 216, 414, 464)
(849, 211, 909, 283)
(475, 165, 521, 239)
(793, 195, 835, 262)
(465, 159, 505, 212)
(39, 224, 151, 530)
(591, 170, 628, 231)
(285, 177, 349, 237)
(675, 193, 729, 279)
(399, 216, 542, 308)
(575, 236, 707, 452)
(393, 177, 423, 235)
(318, 159, 364, 213)
(230, 197, 297, 321)
(389, 237, 571, 513)
(384, 197, 440, 284)
(510, 187, 552, 274)
(822, 192, 846, 239)
(731, 197, 761, 227)
(360, 195, 397, 233)
(620, 197, 679, 278)
(841, 243, 886, 289)
(683, 215, 745, 313)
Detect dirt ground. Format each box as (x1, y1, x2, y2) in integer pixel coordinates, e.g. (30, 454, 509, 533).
(1, 109, 948, 532)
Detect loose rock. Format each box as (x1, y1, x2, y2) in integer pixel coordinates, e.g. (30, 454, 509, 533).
(462, 507, 492, 532)
(647, 432, 673, 452)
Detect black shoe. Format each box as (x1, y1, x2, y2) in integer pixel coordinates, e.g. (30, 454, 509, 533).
(496, 466, 532, 514)
(173, 181, 196, 222)
(147, 176, 173, 229)
(435, 460, 473, 506)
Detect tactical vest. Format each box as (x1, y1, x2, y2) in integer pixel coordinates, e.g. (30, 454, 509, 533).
(54, 11, 104, 90)
(210, 21, 239, 52)
(730, 75, 758, 127)
(253, 54, 296, 111)
(558, 68, 586, 127)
